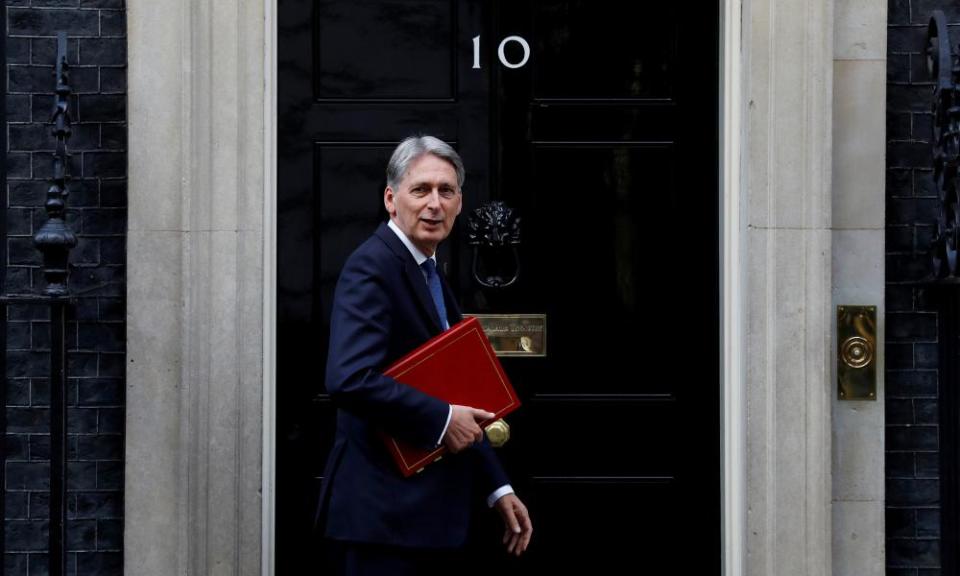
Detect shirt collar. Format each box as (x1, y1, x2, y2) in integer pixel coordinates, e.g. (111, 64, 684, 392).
(387, 218, 435, 267)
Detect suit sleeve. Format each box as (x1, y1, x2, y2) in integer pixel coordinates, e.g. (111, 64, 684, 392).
(471, 434, 511, 499)
(325, 251, 449, 448)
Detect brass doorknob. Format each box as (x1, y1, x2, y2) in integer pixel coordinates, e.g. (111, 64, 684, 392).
(485, 419, 511, 448)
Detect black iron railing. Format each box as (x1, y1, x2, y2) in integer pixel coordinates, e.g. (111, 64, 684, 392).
(0, 31, 78, 576)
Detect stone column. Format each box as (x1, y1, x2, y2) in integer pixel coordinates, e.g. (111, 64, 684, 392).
(125, 0, 266, 573)
(743, 0, 835, 573)
(830, 0, 887, 573)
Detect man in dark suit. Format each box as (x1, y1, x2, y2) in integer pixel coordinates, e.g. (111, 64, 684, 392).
(316, 135, 533, 575)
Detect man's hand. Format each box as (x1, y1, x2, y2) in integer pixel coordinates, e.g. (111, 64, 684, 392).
(442, 405, 494, 453)
(494, 493, 532, 556)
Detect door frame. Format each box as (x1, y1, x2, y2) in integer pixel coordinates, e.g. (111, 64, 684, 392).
(263, 0, 278, 572)
(260, 1, 744, 573)
(719, 0, 744, 574)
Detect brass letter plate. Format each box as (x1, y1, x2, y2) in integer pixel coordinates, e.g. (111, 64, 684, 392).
(837, 305, 877, 401)
(464, 314, 546, 357)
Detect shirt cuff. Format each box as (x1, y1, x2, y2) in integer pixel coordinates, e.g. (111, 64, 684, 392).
(487, 484, 514, 508)
(436, 404, 452, 447)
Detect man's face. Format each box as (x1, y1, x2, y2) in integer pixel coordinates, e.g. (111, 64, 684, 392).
(384, 153, 462, 256)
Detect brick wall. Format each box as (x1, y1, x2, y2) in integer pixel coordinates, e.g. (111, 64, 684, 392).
(887, 0, 951, 573)
(4, 1, 126, 574)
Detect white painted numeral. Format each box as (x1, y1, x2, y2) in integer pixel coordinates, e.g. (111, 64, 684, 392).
(497, 35, 530, 69)
(472, 35, 531, 70)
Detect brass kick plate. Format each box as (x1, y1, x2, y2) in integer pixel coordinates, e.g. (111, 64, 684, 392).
(837, 305, 877, 401)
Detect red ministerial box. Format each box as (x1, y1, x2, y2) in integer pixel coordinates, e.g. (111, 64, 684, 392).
(381, 316, 521, 477)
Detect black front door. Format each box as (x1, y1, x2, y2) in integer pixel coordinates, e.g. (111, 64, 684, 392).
(277, 1, 720, 572)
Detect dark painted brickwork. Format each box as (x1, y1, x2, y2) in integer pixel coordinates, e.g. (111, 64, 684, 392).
(5, 1, 126, 575)
(887, 0, 950, 574)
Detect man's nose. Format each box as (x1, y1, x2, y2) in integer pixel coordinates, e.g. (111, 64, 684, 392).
(425, 189, 441, 209)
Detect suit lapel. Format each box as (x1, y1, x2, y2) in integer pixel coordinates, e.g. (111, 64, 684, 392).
(439, 268, 462, 325)
(375, 223, 445, 333)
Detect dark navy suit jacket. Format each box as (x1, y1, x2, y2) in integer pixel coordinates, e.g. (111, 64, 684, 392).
(316, 222, 510, 549)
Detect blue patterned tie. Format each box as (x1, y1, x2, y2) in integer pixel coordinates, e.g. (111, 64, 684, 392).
(421, 259, 449, 330)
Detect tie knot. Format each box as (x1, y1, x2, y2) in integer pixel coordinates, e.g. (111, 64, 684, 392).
(421, 259, 437, 276)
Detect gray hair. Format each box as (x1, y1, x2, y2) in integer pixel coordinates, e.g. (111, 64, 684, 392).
(386, 135, 465, 190)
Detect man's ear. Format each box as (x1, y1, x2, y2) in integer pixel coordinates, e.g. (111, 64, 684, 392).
(384, 186, 396, 217)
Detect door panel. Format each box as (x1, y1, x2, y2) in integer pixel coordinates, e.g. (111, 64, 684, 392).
(531, 4, 677, 100)
(314, 0, 457, 100)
